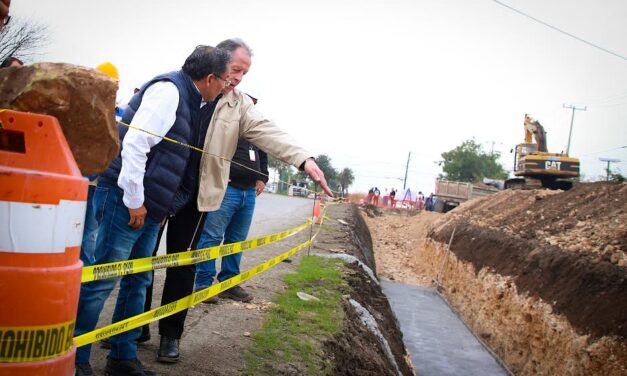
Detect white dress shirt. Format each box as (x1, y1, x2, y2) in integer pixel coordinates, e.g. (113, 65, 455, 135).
(118, 81, 179, 209)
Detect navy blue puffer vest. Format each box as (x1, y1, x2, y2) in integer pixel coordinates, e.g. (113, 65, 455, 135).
(100, 71, 202, 221)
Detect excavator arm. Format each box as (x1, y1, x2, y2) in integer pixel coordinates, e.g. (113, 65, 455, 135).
(524, 114, 548, 152)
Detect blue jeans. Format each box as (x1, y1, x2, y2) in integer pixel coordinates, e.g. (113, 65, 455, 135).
(195, 185, 256, 290)
(74, 180, 161, 363)
(80, 184, 107, 266)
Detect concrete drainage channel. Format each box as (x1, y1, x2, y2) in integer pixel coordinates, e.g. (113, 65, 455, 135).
(382, 282, 510, 376)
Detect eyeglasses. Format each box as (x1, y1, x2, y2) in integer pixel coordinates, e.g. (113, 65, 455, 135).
(214, 75, 232, 88)
(3, 15, 10, 26)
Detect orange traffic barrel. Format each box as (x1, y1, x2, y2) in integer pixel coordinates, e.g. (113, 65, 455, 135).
(0, 110, 87, 376)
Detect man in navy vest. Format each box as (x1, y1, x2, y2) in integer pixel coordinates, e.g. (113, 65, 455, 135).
(73, 46, 231, 376)
(155, 38, 333, 363)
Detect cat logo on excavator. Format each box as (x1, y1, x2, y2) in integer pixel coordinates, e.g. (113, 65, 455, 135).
(545, 161, 562, 170)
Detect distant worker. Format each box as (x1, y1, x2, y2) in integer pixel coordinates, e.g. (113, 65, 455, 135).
(389, 188, 396, 208)
(373, 187, 381, 206)
(425, 193, 435, 211)
(80, 61, 120, 266)
(367, 187, 374, 205)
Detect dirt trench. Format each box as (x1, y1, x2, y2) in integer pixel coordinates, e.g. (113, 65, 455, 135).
(361, 182, 627, 376)
(315, 204, 415, 376)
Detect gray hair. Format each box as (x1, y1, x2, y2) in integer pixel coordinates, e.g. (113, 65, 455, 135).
(217, 38, 253, 57)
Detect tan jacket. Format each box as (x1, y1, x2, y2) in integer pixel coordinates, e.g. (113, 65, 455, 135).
(197, 88, 311, 211)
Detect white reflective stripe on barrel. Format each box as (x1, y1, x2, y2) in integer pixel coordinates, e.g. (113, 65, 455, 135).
(0, 200, 86, 253)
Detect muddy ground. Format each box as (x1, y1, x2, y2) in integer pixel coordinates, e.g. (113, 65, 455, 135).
(362, 182, 627, 376)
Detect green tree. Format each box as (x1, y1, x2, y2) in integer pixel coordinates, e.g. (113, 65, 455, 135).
(338, 168, 355, 196)
(607, 168, 625, 182)
(314, 154, 339, 192)
(268, 156, 295, 193)
(439, 139, 508, 182)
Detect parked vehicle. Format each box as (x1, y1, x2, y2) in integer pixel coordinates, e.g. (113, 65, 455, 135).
(288, 184, 309, 197)
(434, 179, 499, 212)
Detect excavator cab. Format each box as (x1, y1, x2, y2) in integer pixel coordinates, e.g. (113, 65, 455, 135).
(506, 114, 580, 190)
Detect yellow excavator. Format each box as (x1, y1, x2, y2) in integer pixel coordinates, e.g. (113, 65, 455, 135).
(505, 114, 580, 190)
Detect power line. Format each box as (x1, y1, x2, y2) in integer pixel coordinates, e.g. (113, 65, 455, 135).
(591, 101, 627, 108)
(579, 145, 627, 157)
(587, 91, 627, 106)
(492, 0, 627, 61)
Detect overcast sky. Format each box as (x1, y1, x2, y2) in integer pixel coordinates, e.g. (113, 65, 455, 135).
(13, 0, 627, 194)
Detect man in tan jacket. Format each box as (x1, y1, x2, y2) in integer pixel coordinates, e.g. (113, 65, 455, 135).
(157, 38, 332, 362)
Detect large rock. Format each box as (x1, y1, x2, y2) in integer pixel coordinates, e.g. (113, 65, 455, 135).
(0, 62, 119, 174)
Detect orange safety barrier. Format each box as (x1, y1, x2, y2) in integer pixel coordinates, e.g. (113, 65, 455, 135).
(0, 110, 87, 376)
(312, 198, 322, 224)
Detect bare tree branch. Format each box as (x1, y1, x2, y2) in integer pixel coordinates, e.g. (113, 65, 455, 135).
(0, 16, 49, 63)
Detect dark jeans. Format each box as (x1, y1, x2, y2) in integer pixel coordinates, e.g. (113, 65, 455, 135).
(157, 200, 206, 339)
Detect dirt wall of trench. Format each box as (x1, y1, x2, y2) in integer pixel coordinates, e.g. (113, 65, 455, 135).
(416, 238, 626, 375)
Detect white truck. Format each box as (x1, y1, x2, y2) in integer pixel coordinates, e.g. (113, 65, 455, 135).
(433, 179, 499, 212)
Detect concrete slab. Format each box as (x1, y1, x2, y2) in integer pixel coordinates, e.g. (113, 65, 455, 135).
(381, 282, 508, 376)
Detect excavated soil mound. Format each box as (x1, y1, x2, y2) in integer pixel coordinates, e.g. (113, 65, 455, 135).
(444, 181, 627, 261)
(430, 182, 627, 339)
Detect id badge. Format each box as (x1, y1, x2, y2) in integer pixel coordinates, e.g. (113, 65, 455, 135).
(249, 149, 256, 161)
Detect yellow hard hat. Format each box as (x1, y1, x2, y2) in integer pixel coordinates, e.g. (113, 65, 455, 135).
(95, 62, 119, 82)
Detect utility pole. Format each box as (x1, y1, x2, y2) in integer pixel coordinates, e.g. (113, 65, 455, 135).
(403, 152, 411, 190)
(489, 141, 502, 156)
(563, 103, 586, 155)
(600, 157, 621, 181)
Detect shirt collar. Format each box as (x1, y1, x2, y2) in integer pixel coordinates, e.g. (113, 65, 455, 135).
(191, 81, 206, 108)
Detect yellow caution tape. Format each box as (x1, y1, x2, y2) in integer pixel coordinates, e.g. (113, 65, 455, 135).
(82, 220, 311, 283)
(118, 120, 344, 197)
(0, 320, 75, 363)
(74, 239, 315, 347)
(74, 208, 327, 347)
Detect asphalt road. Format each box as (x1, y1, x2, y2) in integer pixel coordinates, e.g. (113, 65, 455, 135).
(249, 193, 314, 237)
(156, 193, 314, 254)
